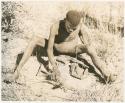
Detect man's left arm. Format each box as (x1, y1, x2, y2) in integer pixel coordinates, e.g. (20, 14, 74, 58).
(79, 23, 92, 46)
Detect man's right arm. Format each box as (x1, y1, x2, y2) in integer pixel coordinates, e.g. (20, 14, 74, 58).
(47, 25, 58, 70)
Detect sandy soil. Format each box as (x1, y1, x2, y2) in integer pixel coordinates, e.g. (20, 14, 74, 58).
(1, 35, 123, 101)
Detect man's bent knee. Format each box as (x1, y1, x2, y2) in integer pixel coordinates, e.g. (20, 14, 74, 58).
(75, 44, 87, 54)
(31, 35, 46, 47)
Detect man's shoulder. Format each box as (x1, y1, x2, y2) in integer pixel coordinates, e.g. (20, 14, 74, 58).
(51, 21, 60, 30)
(51, 19, 65, 29)
(50, 21, 60, 35)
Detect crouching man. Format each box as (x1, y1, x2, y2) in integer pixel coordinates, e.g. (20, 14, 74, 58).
(6, 10, 116, 84)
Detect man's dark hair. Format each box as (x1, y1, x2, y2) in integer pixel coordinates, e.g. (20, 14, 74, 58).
(66, 10, 81, 27)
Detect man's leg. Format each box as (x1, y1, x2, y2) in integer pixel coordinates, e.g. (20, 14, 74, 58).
(7, 35, 46, 82)
(66, 44, 113, 82)
(78, 44, 114, 82)
(55, 43, 116, 83)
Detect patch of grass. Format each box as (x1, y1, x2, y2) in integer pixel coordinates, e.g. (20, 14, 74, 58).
(69, 83, 123, 101)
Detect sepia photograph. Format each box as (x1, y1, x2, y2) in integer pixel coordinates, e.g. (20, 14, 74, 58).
(1, 0, 124, 101)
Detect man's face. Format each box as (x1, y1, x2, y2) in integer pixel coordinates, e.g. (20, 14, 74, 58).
(65, 19, 78, 33)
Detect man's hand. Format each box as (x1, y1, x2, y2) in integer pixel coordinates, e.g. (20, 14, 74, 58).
(50, 65, 61, 82)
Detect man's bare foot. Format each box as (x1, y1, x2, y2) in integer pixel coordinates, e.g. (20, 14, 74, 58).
(4, 70, 19, 83)
(104, 73, 117, 84)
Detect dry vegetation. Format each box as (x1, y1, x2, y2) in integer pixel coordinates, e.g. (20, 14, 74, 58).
(1, 1, 124, 101)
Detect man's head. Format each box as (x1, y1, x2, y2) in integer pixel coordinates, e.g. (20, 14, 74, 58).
(65, 10, 81, 33)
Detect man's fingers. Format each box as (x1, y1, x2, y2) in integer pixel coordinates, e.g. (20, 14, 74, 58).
(49, 69, 61, 82)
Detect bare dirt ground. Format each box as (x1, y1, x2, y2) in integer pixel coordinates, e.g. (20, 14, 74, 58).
(1, 31, 123, 101)
(1, 1, 124, 101)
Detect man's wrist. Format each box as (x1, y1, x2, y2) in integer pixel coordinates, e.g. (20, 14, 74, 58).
(52, 63, 58, 70)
